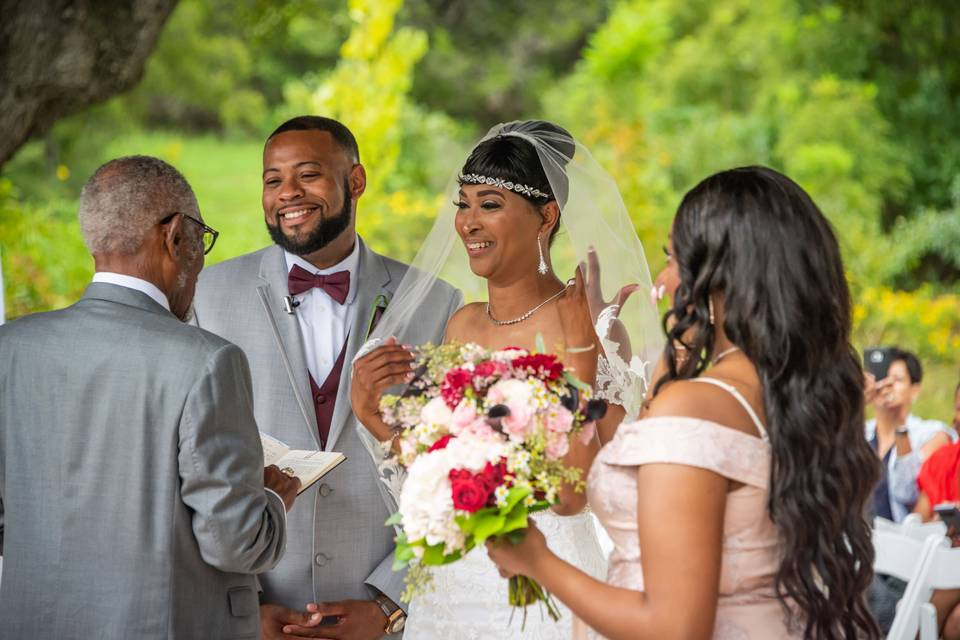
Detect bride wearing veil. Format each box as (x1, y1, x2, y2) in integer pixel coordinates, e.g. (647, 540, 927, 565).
(350, 120, 662, 638)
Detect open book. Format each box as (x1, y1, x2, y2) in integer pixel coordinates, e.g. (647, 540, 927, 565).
(260, 433, 346, 495)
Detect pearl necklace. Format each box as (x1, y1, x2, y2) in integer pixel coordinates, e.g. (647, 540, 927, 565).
(486, 286, 568, 326)
(711, 346, 741, 365)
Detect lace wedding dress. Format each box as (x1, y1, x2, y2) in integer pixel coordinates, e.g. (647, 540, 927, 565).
(404, 509, 607, 639)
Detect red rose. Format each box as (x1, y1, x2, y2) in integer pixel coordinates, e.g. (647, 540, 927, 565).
(511, 354, 564, 381)
(478, 460, 508, 492)
(473, 361, 503, 380)
(441, 367, 474, 408)
(449, 474, 492, 512)
(428, 435, 453, 452)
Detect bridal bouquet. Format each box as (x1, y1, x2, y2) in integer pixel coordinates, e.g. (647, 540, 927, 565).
(380, 341, 605, 624)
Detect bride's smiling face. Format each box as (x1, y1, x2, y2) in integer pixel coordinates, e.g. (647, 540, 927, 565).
(455, 185, 546, 280)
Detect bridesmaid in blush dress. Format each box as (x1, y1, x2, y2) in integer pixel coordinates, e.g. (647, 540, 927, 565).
(488, 166, 881, 640)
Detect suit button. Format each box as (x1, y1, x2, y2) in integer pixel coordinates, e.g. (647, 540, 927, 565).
(316, 394, 327, 404)
(314, 553, 330, 566)
(319, 483, 333, 497)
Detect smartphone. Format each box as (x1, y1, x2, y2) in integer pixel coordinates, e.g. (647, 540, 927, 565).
(864, 347, 893, 381)
(935, 503, 960, 533)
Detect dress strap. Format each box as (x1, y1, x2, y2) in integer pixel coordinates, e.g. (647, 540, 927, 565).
(689, 377, 769, 442)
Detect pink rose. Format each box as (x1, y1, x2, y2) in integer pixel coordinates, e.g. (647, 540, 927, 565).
(546, 431, 570, 459)
(462, 418, 499, 441)
(487, 380, 534, 442)
(449, 399, 478, 435)
(545, 407, 574, 434)
(420, 396, 453, 426)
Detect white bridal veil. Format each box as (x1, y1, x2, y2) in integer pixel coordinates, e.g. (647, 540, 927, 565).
(358, 121, 664, 510)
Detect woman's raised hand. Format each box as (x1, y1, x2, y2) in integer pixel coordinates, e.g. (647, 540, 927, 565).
(583, 246, 641, 322)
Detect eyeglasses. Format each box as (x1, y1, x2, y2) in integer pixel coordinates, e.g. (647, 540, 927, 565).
(160, 212, 219, 255)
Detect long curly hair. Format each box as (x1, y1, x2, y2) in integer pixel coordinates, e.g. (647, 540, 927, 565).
(655, 166, 880, 639)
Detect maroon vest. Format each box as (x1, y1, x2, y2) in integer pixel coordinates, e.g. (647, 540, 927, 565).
(308, 339, 349, 449)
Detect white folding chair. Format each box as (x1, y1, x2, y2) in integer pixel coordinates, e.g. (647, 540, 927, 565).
(878, 525, 953, 640)
(901, 514, 950, 542)
(875, 514, 949, 541)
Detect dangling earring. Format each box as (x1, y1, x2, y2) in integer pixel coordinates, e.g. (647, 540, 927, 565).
(708, 297, 716, 326)
(537, 234, 548, 275)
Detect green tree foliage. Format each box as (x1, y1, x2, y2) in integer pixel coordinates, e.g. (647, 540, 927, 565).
(546, 0, 958, 372)
(1, 0, 956, 413)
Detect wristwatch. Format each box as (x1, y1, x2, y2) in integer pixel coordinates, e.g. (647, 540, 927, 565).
(374, 594, 406, 634)
(895, 427, 909, 437)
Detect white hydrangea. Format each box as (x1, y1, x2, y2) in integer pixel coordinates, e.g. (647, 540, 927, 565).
(399, 435, 507, 554)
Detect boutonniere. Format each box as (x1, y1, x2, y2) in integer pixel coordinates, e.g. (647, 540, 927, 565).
(365, 294, 389, 341)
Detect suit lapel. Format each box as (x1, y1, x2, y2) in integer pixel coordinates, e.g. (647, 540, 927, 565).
(256, 246, 321, 448)
(325, 238, 392, 450)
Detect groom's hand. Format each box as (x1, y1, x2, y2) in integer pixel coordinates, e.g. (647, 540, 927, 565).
(282, 599, 388, 639)
(259, 603, 321, 639)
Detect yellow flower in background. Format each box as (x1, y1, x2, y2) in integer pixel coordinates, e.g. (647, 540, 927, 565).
(55, 165, 70, 181)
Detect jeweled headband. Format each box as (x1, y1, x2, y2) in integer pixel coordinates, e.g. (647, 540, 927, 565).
(457, 173, 551, 200)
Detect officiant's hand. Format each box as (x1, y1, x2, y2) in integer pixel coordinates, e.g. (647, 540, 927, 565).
(260, 603, 322, 639)
(486, 521, 550, 580)
(264, 464, 300, 511)
(280, 599, 387, 639)
(351, 337, 415, 441)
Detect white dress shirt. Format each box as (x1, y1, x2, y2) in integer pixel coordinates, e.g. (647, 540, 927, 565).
(92, 272, 170, 311)
(284, 237, 360, 385)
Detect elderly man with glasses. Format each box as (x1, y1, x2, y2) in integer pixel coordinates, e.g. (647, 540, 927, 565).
(0, 155, 300, 639)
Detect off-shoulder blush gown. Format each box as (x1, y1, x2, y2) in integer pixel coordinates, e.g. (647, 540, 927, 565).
(581, 377, 803, 639)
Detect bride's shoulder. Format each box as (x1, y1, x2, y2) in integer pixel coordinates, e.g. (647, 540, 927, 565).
(444, 303, 486, 339)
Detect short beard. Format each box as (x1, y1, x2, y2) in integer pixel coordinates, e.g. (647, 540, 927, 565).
(266, 176, 352, 256)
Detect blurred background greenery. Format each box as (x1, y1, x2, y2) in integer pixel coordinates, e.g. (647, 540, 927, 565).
(2, 0, 958, 419)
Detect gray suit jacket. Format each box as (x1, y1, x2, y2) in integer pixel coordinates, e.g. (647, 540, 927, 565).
(0, 283, 287, 639)
(192, 239, 460, 612)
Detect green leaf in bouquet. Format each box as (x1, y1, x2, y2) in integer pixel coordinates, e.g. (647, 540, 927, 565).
(385, 511, 403, 526)
(562, 370, 591, 392)
(501, 485, 532, 512)
(455, 506, 497, 535)
(535, 332, 547, 354)
(500, 501, 530, 535)
(421, 542, 462, 566)
(393, 534, 416, 570)
(471, 512, 507, 544)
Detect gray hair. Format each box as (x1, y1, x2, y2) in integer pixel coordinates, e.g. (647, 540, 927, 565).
(78, 155, 200, 255)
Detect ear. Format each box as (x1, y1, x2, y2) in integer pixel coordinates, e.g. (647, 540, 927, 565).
(161, 214, 185, 261)
(539, 200, 561, 235)
(349, 164, 367, 200)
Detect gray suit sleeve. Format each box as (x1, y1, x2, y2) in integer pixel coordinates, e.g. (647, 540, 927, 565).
(365, 550, 406, 613)
(178, 343, 287, 574)
(362, 287, 462, 612)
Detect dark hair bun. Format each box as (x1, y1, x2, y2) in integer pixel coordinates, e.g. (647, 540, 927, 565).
(460, 120, 575, 213)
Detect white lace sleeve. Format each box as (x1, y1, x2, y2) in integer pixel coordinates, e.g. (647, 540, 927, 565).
(594, 305, 651, 420)
(352, 338, 405, 520)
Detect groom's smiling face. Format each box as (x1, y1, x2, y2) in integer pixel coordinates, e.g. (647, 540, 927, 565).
(262, 129, 364, 258)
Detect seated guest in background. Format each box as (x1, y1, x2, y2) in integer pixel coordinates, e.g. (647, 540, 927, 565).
(867, 376, 959, 635)
(918, 385, 960, 640)
(914, 381, 960, 521)
(865, 348, 955, 522)
(0, 156, 299, 639)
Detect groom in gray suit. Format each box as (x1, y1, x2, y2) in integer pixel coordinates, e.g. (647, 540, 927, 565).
(192, 116, 460, 639)
(0, 156, 299, 638)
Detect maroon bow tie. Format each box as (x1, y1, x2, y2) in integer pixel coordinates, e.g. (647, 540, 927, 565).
(287, 264, 350, 304)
